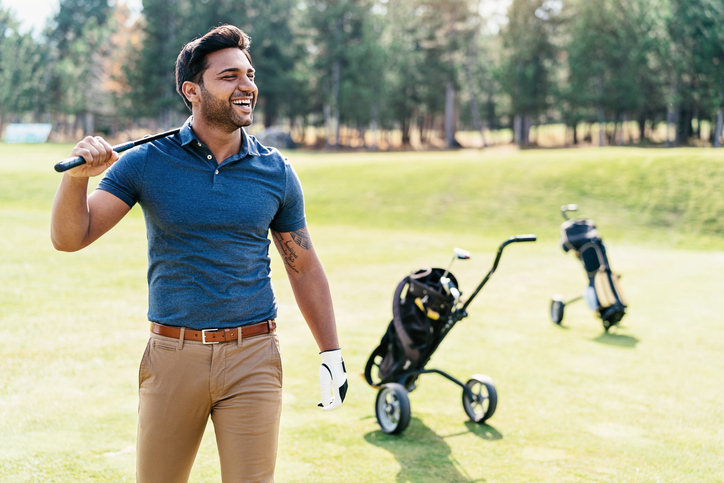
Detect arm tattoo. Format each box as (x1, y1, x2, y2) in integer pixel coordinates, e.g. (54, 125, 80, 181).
(272, 229, 312, 274)
(290, 229, 312, 250)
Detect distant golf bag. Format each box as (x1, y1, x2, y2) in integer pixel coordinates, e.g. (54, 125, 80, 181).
(365, 235, 537, 435)
(550, 205, 627, 331)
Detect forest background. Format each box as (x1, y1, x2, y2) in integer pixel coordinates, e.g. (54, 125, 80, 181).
(1, 0, 723, 150)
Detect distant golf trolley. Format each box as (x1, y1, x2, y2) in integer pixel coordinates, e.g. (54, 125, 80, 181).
(550, 204, 627, 331)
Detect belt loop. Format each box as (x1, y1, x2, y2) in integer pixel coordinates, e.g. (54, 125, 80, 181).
(178, 327, 185, 349)
(237, 327, 243, 347)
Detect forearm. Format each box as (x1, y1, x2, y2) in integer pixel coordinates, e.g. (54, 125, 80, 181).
(50, 174, 92, 251)
(288, 263, 340, 352)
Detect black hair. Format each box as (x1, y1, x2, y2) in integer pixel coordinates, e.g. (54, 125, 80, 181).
(175, 24, 252, 110)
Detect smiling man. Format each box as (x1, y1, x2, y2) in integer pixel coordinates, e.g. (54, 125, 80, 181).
(50, 25, 347, 483)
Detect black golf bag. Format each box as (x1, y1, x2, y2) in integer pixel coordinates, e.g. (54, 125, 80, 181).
(365, 235, 536, 434)
(366, 267, 458, 389)
(551, 205, 627, 331)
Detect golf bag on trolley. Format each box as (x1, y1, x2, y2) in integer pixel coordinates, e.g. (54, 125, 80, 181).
(550, 205, 628, 331)
(366, 268, 457, 390)
(365, 235, 537, 435)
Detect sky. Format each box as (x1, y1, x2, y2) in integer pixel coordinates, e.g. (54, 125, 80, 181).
(2, 0, 142, 35)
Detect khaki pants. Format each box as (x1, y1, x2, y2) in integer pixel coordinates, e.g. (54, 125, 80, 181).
(136, 330, 283, 483)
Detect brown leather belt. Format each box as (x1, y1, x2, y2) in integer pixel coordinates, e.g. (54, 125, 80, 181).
(150, 320, 276, 344)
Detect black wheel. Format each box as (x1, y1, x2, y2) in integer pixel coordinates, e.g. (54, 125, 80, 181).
(375, 383, 411, 434)
(462, 375, 497, 423)
(550, 296, 565, 324)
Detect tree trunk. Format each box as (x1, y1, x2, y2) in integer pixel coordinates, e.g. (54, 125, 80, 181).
(445, 81, 455, 148)
(465, 11, 487, 148)
(332, 58, 341, 148)
(401, 117, 411, 147)
(514, 115, 522, 146)
(595, 100, 606, 145)
(677, 105, 692, 146)
(693, 109, 700, 140)
(637, 114, 647, 143)
(715, 107, 723, 148)
(666, 79, 677, 147)
(323, 103, 332, 149)
(665, 104, 675, 147)
(369, 97, 378, 150)
(83, 112, 95, 136)
(673, 109, 680, 147)
(596, 75, 605, 146)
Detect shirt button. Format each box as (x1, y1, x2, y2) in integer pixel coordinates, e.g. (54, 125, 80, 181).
(207, 155, 213, 160)
(197, 142, 202, 147)
(215, 170, 219, 175)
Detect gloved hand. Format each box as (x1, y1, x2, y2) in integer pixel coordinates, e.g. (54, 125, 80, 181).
(318, 348, 348, 411)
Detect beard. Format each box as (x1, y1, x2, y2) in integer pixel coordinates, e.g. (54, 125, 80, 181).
(198, 84, 253, 132)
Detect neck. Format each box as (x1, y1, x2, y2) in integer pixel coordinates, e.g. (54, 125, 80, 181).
(190, 115, 243, 164)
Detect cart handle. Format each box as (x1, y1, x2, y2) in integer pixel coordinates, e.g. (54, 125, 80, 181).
(561, 204, 578, 221)
(460, 235, 537, 312)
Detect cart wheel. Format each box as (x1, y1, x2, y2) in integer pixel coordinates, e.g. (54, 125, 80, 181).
(375, 383, 411, 435)
(550, 296, 565, 324)
(462, 375, 497, 423)
(602, 318, 611, 332)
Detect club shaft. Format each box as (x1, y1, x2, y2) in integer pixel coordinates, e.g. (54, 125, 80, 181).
(54, 128, 181, 173)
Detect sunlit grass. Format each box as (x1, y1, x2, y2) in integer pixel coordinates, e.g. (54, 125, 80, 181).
(1, 143, 723, 482)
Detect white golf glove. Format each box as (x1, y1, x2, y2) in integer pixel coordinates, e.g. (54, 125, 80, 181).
(318, 348, 348, 411)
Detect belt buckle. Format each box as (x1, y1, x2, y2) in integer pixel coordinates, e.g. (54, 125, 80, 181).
(202, 328, 220, 344)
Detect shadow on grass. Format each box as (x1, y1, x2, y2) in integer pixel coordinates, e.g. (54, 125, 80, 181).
(365, 417, 485, 482)
(463, 421, 503, 440)
(592, 331, 639, 348)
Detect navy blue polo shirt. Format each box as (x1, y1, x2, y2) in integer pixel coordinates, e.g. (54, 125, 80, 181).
(97, 117, 307, 329)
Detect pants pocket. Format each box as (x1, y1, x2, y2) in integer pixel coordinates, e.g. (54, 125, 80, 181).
(152, 339, 179, 352)
(270, 333, 283, 382)
(138, 339, 152, 386)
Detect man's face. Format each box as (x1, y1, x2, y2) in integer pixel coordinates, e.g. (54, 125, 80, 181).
(196, 48, 258, 131)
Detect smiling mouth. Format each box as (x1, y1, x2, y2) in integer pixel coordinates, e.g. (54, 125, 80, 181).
(232, 98, 253, 109)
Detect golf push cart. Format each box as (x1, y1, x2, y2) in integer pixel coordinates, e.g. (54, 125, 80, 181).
(550, 205, 628, 331)
(364, 235, 537, 435)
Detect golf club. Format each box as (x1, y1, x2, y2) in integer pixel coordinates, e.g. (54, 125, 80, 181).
(54, 127, 181, 173)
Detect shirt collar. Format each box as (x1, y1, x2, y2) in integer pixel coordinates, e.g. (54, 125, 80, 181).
(179, 116, 259, 157)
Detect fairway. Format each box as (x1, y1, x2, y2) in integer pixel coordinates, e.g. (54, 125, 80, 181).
(1, 144, 723, 482)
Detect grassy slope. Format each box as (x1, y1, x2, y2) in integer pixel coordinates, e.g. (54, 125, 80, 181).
(293, 147, 724, 249)
(0, 144, 723, 482)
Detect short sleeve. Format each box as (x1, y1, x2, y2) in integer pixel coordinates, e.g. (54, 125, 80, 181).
(269, 160, 307, 233)
(96, 147, 146, 208)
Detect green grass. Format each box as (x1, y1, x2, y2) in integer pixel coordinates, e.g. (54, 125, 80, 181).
(1, 143, 723, 482)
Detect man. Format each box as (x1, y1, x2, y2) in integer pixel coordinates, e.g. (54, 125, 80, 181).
(50, 25, 347, 483)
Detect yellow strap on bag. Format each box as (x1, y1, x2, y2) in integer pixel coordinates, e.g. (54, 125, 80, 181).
(414, 298, 441, 320)
(594, 269, 627, 308)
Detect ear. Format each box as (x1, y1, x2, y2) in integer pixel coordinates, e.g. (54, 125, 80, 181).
(182, 81, 201, 104)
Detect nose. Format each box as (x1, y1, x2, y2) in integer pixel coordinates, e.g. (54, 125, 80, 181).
(238, 76, 256, 93)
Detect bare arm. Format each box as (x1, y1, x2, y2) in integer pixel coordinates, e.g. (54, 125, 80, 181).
(271, 226, 339, 352)
(50, 136, 130, 251)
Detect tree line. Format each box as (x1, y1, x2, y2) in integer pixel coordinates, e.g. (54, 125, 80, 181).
(1, 0, 723, 148)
